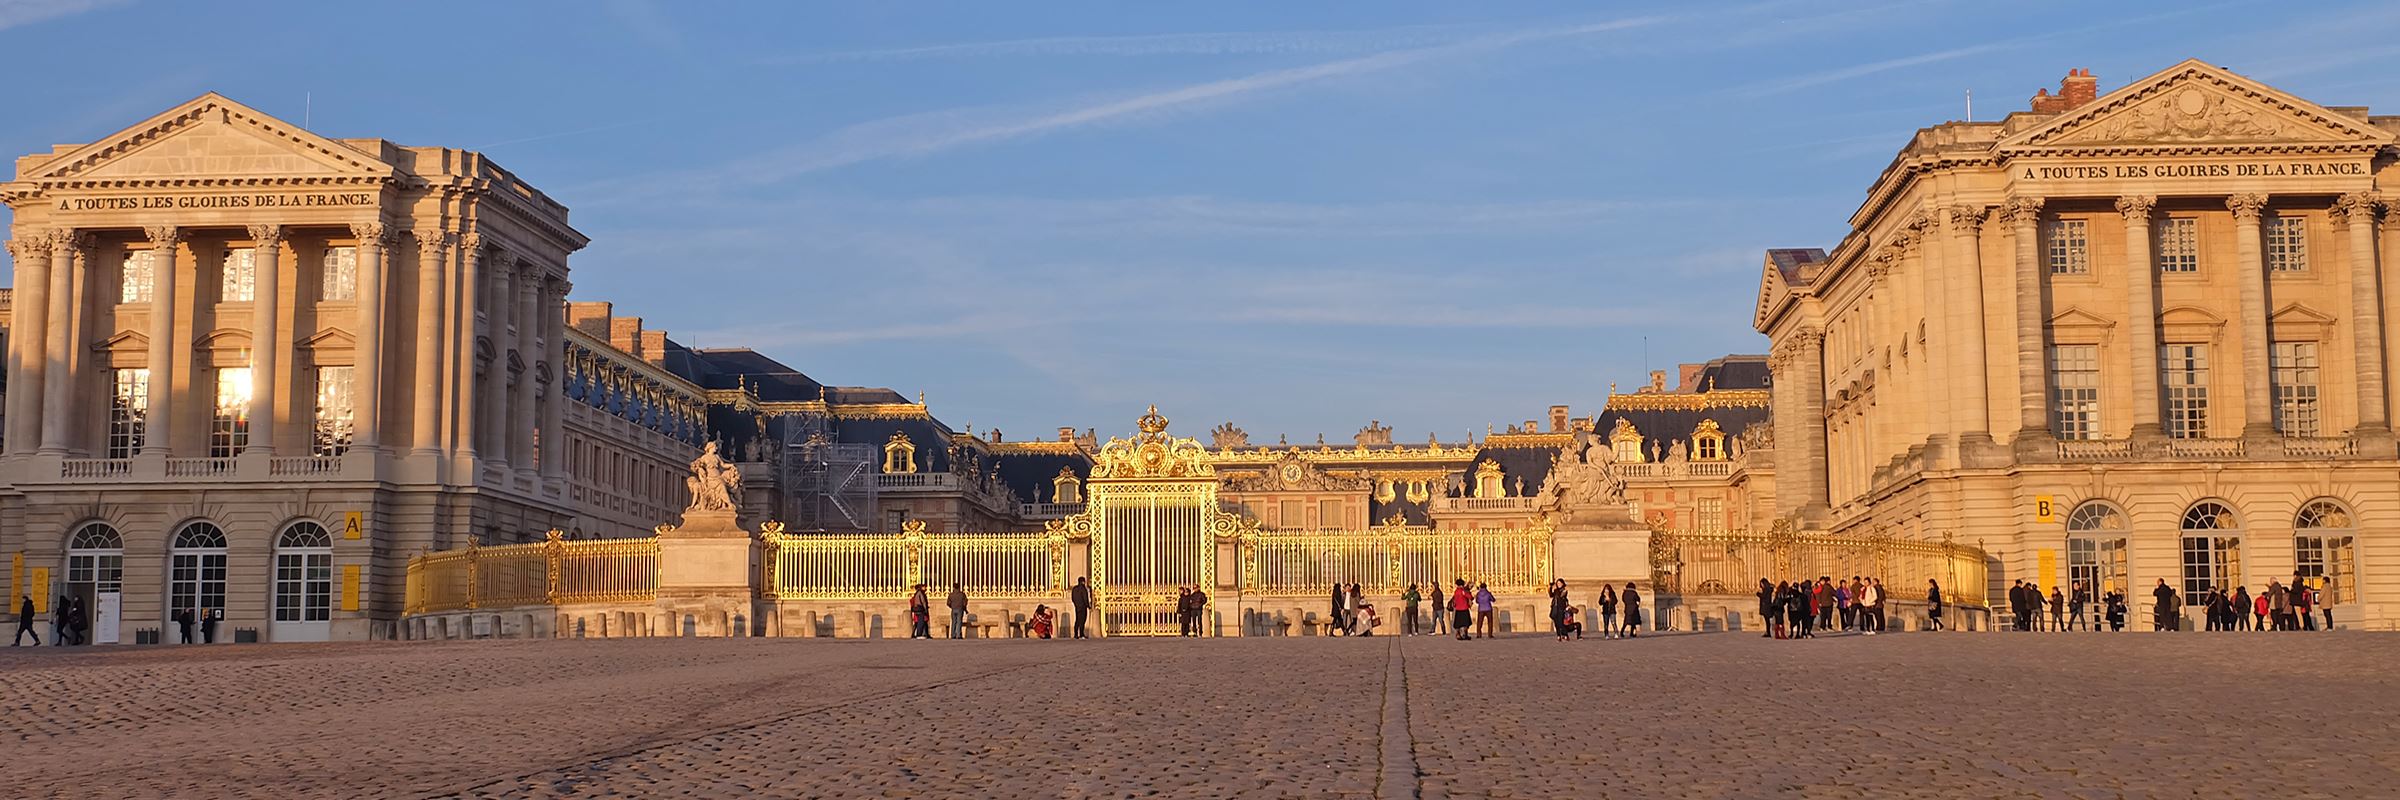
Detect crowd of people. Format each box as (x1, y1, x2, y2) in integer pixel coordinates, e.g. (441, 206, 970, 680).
(1753, 576, 1916, 639)
(2002, 575, 2338, 633)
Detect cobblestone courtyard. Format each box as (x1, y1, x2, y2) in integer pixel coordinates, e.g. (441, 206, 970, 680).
(3, 631, 2395, 798)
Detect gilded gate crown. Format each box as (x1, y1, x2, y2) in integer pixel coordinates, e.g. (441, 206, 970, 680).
(1136, 404, 1170, 435)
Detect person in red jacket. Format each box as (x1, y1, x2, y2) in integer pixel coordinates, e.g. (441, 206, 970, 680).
(1448, 580, 1473, 641)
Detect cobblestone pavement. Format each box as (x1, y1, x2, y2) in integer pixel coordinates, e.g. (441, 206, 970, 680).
(3, 630, 2395, 798)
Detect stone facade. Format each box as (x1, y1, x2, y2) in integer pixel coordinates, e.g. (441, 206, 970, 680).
(1756, 60, 2400, 630)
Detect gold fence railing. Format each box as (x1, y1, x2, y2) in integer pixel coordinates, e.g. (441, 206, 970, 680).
(1656, 523, 1990, 608)
(763, 520, 1066, 600)
(404, 531, 661, 615)
(1242, 518, 1552, 597)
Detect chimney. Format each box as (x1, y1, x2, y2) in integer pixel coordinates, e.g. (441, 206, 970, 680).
(639, 330, 667, 365)
(1548, 405, 1569, 433)
(1678, 363, 1706, 392)
(1058, 426, 1075, 442)
(2031, 68, 2098, 114)
(566, 301, 613, 338)
(609, 317, 644, 356)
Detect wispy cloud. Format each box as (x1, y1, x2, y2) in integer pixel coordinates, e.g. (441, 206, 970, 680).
(1733, 2, 2241, 98)
(0, 0, 122, 32)
(649, 14, 1668, 186)
(769, 24, 1481, 64)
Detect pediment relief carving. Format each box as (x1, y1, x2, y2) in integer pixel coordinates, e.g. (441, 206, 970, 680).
(2001, 60, 2392, 152)
(28, 93, 395, 183)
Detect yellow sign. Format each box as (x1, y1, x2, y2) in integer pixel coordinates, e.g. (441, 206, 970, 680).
(2037, 549, 2058, 592)
(2034, 495, 2056, 524)
(343, 511, 364, 540)
(29, 568, 48, 612)
(342, 566, 361, 612)
(10, 552, 21, 608)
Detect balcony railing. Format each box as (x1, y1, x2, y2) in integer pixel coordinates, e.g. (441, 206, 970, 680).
(1017, 502, 1085, 519)
(269, 455, 343, 476)
(61, 458, 132, 479)
(1438, 497, 1537, 512)
(2052, 434, 2369, 463)
(165, 457, 237, 477)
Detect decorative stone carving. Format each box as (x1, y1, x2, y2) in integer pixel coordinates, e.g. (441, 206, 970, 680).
(1209, 422, 1248, 449)
(1947, 204, 1988, 233)
(246, 223, 285, 248)
(1534, 429, 1633, 526)
(683, 440, 743, 514)
(416, 229, 454, 258)
(1999, 196, 2045, 227)
(349, 221, 386, 243)
(2113, 195, 2157, 221)
(2333, 192, 2382, 227)
(144, 224, 185, 247)
(2089, 86, 2286, 143)
(2226, 193, 2268, 221)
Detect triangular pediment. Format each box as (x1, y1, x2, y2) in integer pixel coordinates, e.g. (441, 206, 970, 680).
(1999, 60, 2393, 152)
(296, 327, 356, 350)
(91, 329, 149, 352)
(2048, 306, 2117, 330)
(27, 93, 396, 182)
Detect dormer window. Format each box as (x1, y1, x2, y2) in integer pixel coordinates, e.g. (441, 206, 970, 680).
(1610, 419, 1645, 463)
(883, 431, 917, 474)
(1692, 419, 1727, 460)
(1053, 467, 1082, 504)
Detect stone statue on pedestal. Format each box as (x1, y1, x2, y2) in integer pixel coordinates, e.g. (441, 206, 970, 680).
(684, 441, 743, 515)
(1535, 431, 1634, 526)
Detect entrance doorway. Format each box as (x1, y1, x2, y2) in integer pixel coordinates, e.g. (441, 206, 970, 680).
(168, 521, 229, 644)
(65, 523, 125, 644)
(271, 522, 333, 642)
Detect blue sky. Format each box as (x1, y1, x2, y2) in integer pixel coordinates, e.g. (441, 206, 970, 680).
(6, 0, 2400, 443)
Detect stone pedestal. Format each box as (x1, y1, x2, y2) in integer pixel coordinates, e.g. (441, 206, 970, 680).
(655, 510, 758, 637)
(1552, 520, 1655, 591)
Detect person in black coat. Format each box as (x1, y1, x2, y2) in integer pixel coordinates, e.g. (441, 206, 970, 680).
(1756, 579, 1777, 638)
(12, 595, 37, 646)
(175, 607, 196, 644)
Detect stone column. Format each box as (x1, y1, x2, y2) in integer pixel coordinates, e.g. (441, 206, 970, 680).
(539, 276, 570, 479)
(5, 234, 54, 456)
(37, 231, 79, 455)
(245, 224, 285, 456)
(2117, 196, 2163, 438)
(2001, 197, 2049, 448)
(412, 230, 452, 456)
(513, 263, 541, 475)
(2228, 193, 2274, 438)
(455, 234, 485, 461)
(350, 223, 388, 453)
(2335, 192, 2388, 434)
(144, 226, 186, 457)
(484, 250, 514, 461)
(1865, 249, 1899, 465)
(1946, 205, 1994, 451)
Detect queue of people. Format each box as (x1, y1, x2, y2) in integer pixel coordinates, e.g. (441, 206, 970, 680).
(2002, 576, 2337, 633)
(1754, 576, 1899, 638)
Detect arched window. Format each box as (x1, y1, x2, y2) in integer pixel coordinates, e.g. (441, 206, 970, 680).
(2177, 501, 2242, 606)
(1691, 419, 1727, 460)
(274, 522, 334, 625)
(1053, 467, 1082, 505)
(2294, 499, 2357, 604)
(2065, 502, 2129, 598)
(169, 521, 230, 635)
(66, 522, 126, 600)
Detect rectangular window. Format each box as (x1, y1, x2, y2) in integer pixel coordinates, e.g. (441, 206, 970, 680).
(2162, 344, 2210, 439)
(121, 249, 155, 304)
(1318, 499, 1344, 531)
(321, 246, 358, 301)
(1696, 497, 1724, 533)
(2271, 342, 2320, 437)
(2068, 536, 2129, 599)
(2266, 214, 2308, 272)
(1278, 500, 1304, 531)
(2155, 217, 2199, 273)
(108, 368, 150, 459)
(2293, 535, 2358, 605)
(2048, 344, 2102, 440)
(884, 509, 908, 533)
(211, 367, 253, 458)
(313, 366, 355, 457)
(222, 247, 257, 303)
(2179, 536, 2240, 606)
(2046, 218, 2090, 275)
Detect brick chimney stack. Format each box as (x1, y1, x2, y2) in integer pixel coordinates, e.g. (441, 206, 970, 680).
(2030, 68, 2099, 114)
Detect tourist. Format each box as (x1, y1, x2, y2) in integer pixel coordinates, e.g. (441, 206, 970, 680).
(2203, 586, 2229, 631)
(1432, 581, 1451, 637)
(2251, 588, 2268, 632)
(946, 583, 968, 640)
(1347, 584, 1364, 637)
(1401, 583, 1423, 636)
(2054, 583, 2073, 634)
(2266, 580, 2290, 630)
(2229, 584, 2252, 631)
(1354, 602, 1381, 636)
(1029, 604, 1056, 639)
(65, 598, 85, 646)
(1329, 583, 1348, 635)
(1071, 577, 1093, 639)
(1756, 578, 1777, 639)
(201, 607, 218, 644)
(1860, 578, 1883, 635)
(1449, 580, 1473, 641)
(2292, 574, 2315, 631)
(1598, 583, 1618, 639)
(2007, 580, 2027, 632)
(908, 583, 931, 639)
(1548, 579, 1571, 639)
(1473, 583, 1496, 638)
(1176, 587, 1193, 636)
(56, 595, 73, 645)
(2069, 581, 2091, 631)
(1559, 605, 1583, 640)
(1814, 577, 1836, 632)
(2318, 583, 2336, 631)
(12, 595, 36, 646)
(1846, 577, 1866, 631)
(2151, 579, 2177, 631)
(1190, 586, 1210, 636)
(1785, 581, 1810, 638)
(1835, 580, 1854, 631)
(1620, 582, 1642, 638)
(2104, 591, 2126, 631)
(1926, 579, 1945, 631)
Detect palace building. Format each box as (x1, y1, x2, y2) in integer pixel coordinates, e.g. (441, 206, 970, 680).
(1757, 60, 2400, 629)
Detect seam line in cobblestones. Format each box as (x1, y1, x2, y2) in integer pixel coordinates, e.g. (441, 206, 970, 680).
(421, 656, 1067, 799)
(1377, 637, 1418, 800)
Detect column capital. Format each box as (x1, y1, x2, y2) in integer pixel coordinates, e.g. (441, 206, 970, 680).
(144, 225, 185, 247)
(545, 276, 573, 299)
(2333, 191, 2382, 227)
(2227, 193, 2269, 221)
(349, 221, 388, 244)
(245, 223, 286, 248)
(2113, 195, 2157, 221)
(1946, 204, 1989, 234)
(416, 228, 456, 257)
(515, 260, 546, 284)
(5, 234, 53, 260)
(1867, 247, 1899, 280)
(1999, 196, 2044, 227)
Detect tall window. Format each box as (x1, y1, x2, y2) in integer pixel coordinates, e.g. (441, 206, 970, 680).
(2049, 344, 2101, 440)
(2271, 342, 2320, 437)
(2293, 500, 2358, 605)
(1317, 499, 1345, 531)
(1696, 496, 1725, 533)
(2046, 218, 2090, 275)
(108, 368, 150, 459)
(2162, 344, 2210, 439)
(273, 523, 334, 624)
(313, 366, 355, 457)
(169, 522, 230, 629)
(211, 367, 253, 458)
(2155, 217, 2199, 273)
(2066, 502, 2129, 598)
(221, 247, 257, 303)
(121, 249, 155, 303)
(321, 246, 358, 301)
(2178, 501, 2241, 606)
(66, 523, 126, 598)
(2265, 214, 2308, 272)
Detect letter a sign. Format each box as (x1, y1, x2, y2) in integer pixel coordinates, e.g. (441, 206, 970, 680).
(2034, 495, 2056, 524)
(344, 511, 364, 540)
